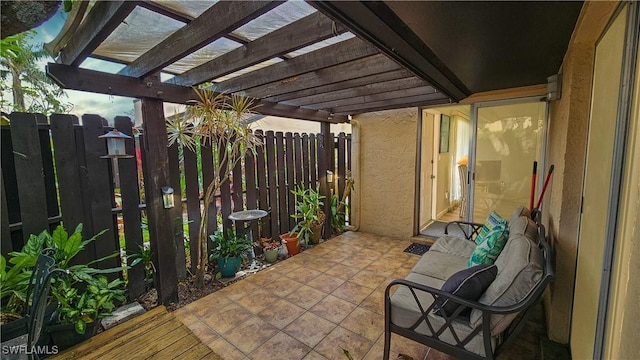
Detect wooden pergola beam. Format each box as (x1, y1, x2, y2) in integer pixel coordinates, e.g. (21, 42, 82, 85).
(287, 77, 430, 106)
(59, 1, 136, 66)
(216, 37, 378, 94)
(266, 68, 414, 102)
(333, 93, 450, 115)
(309, 86, 437, 110)
(119, 1, 282, 78)
(243, 53, 402, 99)
(46, 63, 347, 123)
(171, 12, 347, 86)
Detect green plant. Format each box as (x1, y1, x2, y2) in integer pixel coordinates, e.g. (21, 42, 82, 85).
(51, 273, 125, 335)
(208, 228, 253, 262)
(330, 193, 347, 233)
(260, 237, 280, 251)
(129, 244, 155, 281)
(0, 254, 32, 320)
(167, 88, 261, 288)
(290, 185, 326, 247)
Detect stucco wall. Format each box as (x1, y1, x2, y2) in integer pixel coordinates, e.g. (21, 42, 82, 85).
(543, 0, 619, 344)
(353, 108, 418, 239)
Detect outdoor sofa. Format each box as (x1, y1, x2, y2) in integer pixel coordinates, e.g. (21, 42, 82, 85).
(384, 206, 555, 360)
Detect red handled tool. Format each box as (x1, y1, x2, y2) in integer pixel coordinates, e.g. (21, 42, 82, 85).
(530, 161, 537, 211)
(535, 164, 554, 210)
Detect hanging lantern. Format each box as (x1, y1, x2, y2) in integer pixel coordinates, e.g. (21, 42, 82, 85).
(98, 129, 133, 158)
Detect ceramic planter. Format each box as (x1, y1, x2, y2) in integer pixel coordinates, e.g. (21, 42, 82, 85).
(264, 249, 278, 263)
(217, 257, 242, 277)
(281, 233, 300, 256)
(309, 222, 324, 245)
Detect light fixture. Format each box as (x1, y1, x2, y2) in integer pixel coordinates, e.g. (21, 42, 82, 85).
(162, 187, 174, 209)
(98, 129, 133, 158)
(326, 170, 334, 183)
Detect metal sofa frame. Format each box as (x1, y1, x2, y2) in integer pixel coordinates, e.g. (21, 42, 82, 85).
(383, 220, 555, 360)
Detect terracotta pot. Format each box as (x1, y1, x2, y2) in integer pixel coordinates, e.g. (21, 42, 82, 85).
(309, 222, 324, 245)
(281, 233, 300, 256)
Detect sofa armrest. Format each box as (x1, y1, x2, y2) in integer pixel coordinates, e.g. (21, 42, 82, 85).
(444, 221, 484, 241)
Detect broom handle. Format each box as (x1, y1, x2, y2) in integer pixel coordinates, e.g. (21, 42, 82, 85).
(535, 165, 555, 210)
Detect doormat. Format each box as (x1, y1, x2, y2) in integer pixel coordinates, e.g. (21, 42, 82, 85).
(404, 243, 431, 256)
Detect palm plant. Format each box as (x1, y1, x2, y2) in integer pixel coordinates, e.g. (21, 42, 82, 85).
(166, 88, 261, 288)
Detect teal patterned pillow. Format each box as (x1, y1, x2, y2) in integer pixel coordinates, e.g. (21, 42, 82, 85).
(475, 211, 507, 245)
(468, 223, 509, 267)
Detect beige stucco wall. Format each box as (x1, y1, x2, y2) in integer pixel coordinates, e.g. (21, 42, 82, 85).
(352, 108, 418, 239)
(543, 0, 619, 345)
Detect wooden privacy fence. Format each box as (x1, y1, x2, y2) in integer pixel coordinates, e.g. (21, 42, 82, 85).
(1, 112, 351, 300)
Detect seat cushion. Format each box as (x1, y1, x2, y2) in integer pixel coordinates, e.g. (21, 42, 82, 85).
(470, 234, 544, 334)
(508, 205, 530, 226)
(435, 264, 498, 316)
(389, 272, 444, 329)
(430, 235, 476, 258)
(411, 251, 469, 281)
(509, 216, 538, 243)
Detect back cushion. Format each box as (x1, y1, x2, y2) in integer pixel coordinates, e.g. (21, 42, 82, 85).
(509, 216, 538, 243)
(469, 234, 544, 335)
(508, 206, 530, 225)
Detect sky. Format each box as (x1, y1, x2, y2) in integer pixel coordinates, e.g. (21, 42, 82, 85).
(27, 8, 141, 122)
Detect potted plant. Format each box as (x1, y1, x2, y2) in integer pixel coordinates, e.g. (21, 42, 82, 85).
(209, 228, 253, 277)
(260, 238, 280, 263)
(280, 232, 300, 256)
(291, 185, 326, 246)
(48, 273, 125, 350)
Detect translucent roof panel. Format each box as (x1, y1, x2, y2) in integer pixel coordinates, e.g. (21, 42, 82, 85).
(79, 57, 126, 73)
(163, 37, 243, 74)
(286, 32, 355, 58)
(152, 0, 217, 19)
(94, 6, 184, 63)
(232, 1, 316, 41)
(212, 58, 283, 83)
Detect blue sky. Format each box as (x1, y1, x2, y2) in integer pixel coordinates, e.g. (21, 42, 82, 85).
(30, 9, 138, 122)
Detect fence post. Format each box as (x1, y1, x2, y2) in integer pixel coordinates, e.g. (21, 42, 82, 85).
(320, 122, 333, 239)
(140, 98, 178, 305)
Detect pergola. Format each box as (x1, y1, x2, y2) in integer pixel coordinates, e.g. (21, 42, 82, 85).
(43, 0, 582, 303)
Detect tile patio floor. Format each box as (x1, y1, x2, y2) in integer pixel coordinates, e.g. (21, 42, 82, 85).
(173, 231, 547, 360)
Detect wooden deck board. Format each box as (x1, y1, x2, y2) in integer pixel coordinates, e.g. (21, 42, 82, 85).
(52, 306, 220, 359)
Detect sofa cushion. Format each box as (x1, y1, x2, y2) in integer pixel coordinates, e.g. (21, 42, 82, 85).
(470, 233, 544, 334)
(430, 235, 476, 258)
(389, 272, 444, 329)
(475, 211, 507, 245)
(467, 223, 509, 267)
(508, 205, 530, 226)
(435, 264, 498, 316)
(411, 251, 469, 281)
(509, 216, 538, 243)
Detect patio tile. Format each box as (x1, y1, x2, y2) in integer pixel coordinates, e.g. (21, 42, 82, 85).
(224, 315, 279, 354)
(307, 273, 346, 294)
(284, 285, 327, 309)
(325, 263, 361, 280)
(187, 294, 232, 318)
(332, 281, 374, 305)
(360, 287, 386, 315)
(284, 311, 337, 348)
(350, 271, 388, 289)
(309, 294, 357, 324)
(307, 259, 341, 272)
(261, 276, 303, 297)
(222, 280, 259, 301)
(314, 326, 374, 360)
(285, 267, 323, 283)
(235, 287, 281, 314)
(340, 307, 384, 342)
(249, 331, 311, 360)
(302, 350, 329, 360)
(201, 302, 253, 335)
(245, 270, 279, 286)
(184, 319, 220, 344)
(258, 298, 306, 329)
(207, 338, 247, 360)
(363, 263, 398, 278)
(319, 250, 352, 263)
(386, 333, 431, 360)
(341, 256, 374, 269)
(364, 335, 429, 360)
(426, 347, 457, 360)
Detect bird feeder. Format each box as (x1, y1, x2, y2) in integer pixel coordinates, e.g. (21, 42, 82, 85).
(98, 129, 133, 158)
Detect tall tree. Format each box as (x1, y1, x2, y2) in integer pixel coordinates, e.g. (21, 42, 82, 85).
(1, 32, 72, 115)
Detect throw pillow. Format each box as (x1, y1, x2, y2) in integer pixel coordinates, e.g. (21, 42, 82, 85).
(468, 222, 509, 267)
(475, 211, 507, 245)
(435, 264, 498, 317)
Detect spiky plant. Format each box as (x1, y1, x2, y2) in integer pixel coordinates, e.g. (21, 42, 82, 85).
(167, 88, 261, 288)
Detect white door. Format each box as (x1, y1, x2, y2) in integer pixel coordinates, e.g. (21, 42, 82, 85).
(419, 110, 435, 228)
(571, 5, 628, 359)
